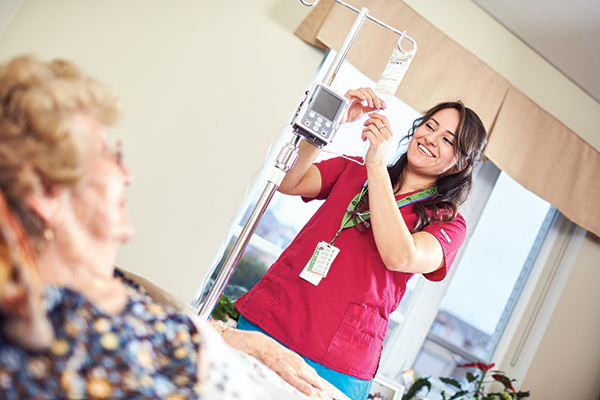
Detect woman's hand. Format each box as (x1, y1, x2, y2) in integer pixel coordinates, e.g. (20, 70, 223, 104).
(342, 87, 386, 124)
(362, 112, 393, 168)
(254, 334, 326, 397)
(222, 329, 326, 397)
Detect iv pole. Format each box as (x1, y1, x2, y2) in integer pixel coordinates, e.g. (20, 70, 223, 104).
(197, 1, 416, 321)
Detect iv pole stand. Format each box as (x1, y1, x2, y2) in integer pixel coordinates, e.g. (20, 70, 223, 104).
(198, 0, 417, 320)
(197, 7, 368, 320)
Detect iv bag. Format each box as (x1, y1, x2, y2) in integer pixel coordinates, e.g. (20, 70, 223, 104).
(375, 47, 415, 101)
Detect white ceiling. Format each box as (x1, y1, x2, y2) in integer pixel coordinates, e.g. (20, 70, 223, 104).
(472, 0, 600, 103)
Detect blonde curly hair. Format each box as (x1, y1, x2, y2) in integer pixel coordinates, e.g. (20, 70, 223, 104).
(0, 55, 122, 245)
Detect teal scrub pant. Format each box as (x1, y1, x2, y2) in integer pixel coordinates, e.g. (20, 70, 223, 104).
(236, 315, 372, 400)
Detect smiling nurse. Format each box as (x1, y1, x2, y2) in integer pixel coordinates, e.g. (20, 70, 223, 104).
(236, 88, 488, 400)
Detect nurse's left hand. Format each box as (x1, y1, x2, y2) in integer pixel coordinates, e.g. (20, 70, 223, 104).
(222, 329, 326, 396)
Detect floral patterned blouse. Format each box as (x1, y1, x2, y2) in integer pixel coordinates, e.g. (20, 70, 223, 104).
(0, 274, 348, 400)
(0, 275, 202, 400)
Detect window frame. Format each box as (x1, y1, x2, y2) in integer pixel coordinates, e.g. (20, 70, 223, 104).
(379, 165, 586, 387)
(495, 218, 586, 385)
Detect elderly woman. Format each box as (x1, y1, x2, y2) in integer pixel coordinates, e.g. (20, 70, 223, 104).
(0, 55, 345, 399)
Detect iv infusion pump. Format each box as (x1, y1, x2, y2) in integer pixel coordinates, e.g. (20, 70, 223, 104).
(291, 83, 349, 148)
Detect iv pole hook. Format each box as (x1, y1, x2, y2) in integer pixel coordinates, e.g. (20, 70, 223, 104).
(300, 0, 417, 54)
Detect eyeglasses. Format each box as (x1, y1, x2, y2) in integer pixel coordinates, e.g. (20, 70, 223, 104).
(107, 140, 123, 166)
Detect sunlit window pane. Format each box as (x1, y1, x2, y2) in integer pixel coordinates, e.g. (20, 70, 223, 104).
(413, 171, 553, 389)
(440, 173, 551, 338)
(240, 194, 323, 249)
(205, 238, 278, 301)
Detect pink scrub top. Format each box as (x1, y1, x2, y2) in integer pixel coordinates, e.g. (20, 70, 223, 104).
(235, 156, 467, 380)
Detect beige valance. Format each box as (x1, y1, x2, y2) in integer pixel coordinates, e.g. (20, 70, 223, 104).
(486, 88, 600, 236)
(295, 0, 600, 238)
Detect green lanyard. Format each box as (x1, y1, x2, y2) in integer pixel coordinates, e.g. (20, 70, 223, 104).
(330, 181, 437, 245)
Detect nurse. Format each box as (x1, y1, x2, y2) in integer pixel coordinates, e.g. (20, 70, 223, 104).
(235, 87, 488, 399)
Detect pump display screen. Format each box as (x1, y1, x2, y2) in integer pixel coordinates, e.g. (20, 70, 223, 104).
(291, 83, 349, 148)
(310, 87, 343, 121)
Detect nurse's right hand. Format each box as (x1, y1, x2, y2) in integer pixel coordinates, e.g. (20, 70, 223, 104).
(342, 87, 387, 124)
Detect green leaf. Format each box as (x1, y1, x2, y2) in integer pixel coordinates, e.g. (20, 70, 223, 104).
(448, 390, 469, 400)
(501, 390, 514, 400)
(210, 294, 240, 321)
(466, 372, 477, 383)
(516, 391, 530, 398)
(401, 377, 432, 400)
(224, 301, 240, 321)
(440, 377, 463, 390)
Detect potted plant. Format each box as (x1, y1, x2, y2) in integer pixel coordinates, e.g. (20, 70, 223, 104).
(402, 363, 530, 400)
(210, 294, 240, 323)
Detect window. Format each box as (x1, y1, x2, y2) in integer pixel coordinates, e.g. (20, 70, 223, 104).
(198, 194, 321, 301)
(410, 173, 556, 397)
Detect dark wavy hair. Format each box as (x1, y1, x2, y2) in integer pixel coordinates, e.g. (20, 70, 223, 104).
(351, 101, 487, 232)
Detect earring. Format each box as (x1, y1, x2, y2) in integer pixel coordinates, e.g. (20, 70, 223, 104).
(43, 227, 54, 242)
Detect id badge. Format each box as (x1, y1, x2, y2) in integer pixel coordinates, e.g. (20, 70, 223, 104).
(299, 241, 340, 286)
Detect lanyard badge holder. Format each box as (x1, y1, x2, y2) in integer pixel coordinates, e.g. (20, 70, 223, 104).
(300, 183, 437, 286)
(299, 182, 368, 286)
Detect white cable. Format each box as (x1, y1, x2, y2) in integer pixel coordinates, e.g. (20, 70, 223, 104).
(321, 128, 370, 166)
